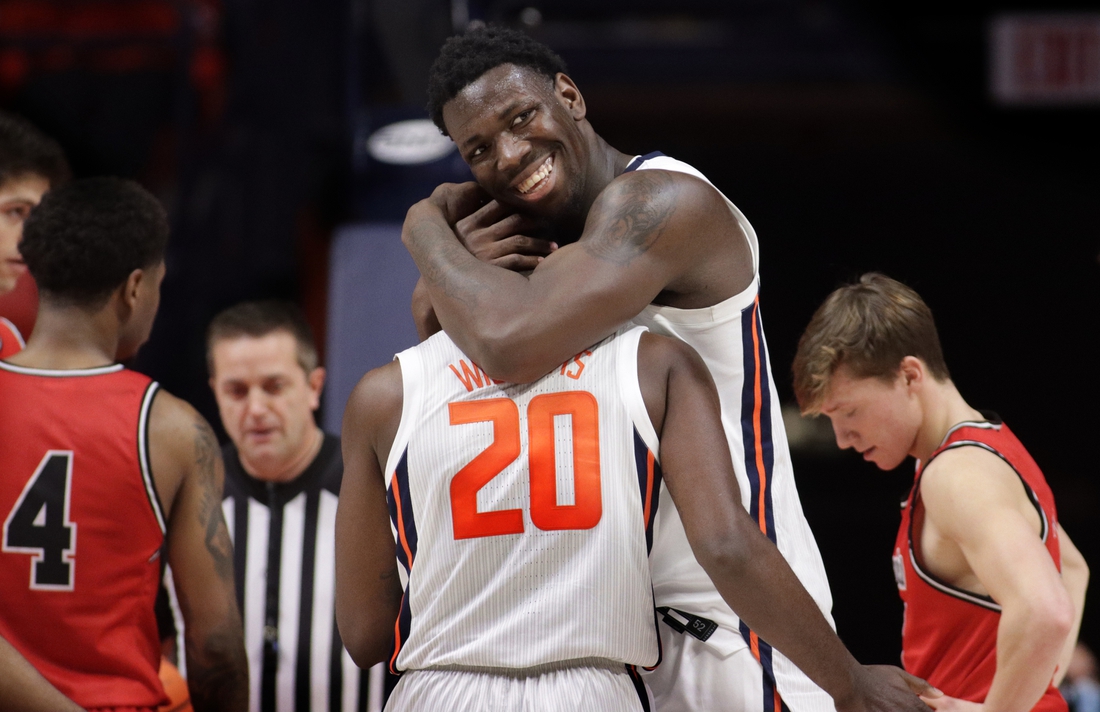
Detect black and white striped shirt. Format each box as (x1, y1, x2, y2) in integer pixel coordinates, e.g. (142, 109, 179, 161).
(218, 435, 386, 712)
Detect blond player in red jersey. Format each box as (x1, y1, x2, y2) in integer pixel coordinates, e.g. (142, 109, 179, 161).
(0, 110, 69, 358)
(793, 273, 1089, 712)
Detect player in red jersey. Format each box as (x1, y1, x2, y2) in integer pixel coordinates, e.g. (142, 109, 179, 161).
(0, 110, 70, 357)
(0, 178, 249, 711)
(793, 273, 1090, 712)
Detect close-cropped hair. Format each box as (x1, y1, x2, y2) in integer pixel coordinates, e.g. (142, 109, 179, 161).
(426, 25, 568, 133)
(206, 300, 319, 375)
(0, 111, 71, 189)
(20, 177, 168, 307)
(792, 272, 951, 415)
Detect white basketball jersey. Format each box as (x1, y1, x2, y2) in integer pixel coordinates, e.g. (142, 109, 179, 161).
(385, 327, 661, 673)
(630, 154, 835, 707)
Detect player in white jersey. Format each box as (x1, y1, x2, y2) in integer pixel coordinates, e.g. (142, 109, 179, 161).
(336, 326, 932, 711)
(401, 26, 936, 711)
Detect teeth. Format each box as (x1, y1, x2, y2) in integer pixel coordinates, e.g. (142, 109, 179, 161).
(518, 157, 553, 194)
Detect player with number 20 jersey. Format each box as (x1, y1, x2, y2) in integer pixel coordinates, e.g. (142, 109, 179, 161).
(382, 326, 660, 709)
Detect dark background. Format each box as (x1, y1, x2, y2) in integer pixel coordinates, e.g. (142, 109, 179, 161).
(2, 0, 1096, 668)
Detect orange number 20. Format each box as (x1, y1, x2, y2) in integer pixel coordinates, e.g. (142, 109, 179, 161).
(448, 392, 602, 540)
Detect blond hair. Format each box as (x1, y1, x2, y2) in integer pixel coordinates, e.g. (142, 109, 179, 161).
(792, 273, 950, 414)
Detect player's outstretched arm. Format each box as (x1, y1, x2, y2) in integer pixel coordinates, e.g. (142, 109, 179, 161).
(402, 171, 744, 383)
(637, 333, 935, 712)
(150, 392, 249, 712)
(0, 634, 82, 712)
(335, 362, 403, 668)
(1054, 524, 1089, 686)
(918, 451, 1074, 712)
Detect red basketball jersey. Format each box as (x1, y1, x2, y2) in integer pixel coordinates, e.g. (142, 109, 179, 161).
(894, 416, 1066, 711)
(0, 360, 168, 710)
(0, 316, 25, 358)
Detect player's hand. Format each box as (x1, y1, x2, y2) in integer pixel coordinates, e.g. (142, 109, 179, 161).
(834, 665, 939, 712)
(454, 199, 556, 272)
(425, 181, 490, 226)
(920, 695, 982, 711)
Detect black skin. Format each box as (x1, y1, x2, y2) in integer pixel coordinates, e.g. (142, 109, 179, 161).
(8, 265, 249, 712)
(401, 62, 938, 709)
(336, 332, 936, 711)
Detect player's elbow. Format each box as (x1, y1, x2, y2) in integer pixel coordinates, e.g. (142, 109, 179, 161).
(471, 327, 551, 384)
(690, 526, 754, 583)
(337, 614, 392, 669)
(1021, 585, 1075, 648)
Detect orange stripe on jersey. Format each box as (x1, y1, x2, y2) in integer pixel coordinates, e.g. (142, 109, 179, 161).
(750, 298, 768, 536)
(390, 592, 406, 672)
(643, 451, 655, 524)
(392, 476, 414, 567)
(749, 630, 762, 662)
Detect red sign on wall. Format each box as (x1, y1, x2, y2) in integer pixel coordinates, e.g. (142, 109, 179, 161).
(991, 14, 1100, 105)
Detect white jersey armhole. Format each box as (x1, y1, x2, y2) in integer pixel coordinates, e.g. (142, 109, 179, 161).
(615, 326, 661, 461)
(384, 347, 423, 485)
(0, 317, 25, 349)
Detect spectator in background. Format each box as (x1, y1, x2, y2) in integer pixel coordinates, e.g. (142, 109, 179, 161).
(1063, 643, 1100, 712)
(205, 300, 388, 712)
(0, 110, 69, 355)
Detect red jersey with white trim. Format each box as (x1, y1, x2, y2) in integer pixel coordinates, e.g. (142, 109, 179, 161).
(0, 316, 25, 358)
(0, 360, 168, 710)
(894, 415, 1066, 711)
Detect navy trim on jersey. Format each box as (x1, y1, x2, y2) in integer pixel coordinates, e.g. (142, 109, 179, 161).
(631, 429, 662, 553)
(625, 664, 652, 712)
(738, 297, 787, 711)
(623, 152, 666, 173)
(387, 449, 416, 674)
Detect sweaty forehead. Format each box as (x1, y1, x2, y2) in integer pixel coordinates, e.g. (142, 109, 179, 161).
(443, 64, 551, 139)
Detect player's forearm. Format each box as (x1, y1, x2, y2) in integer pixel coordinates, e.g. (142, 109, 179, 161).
(403, 202, 545, 378)
(983, 598, 1073, 712)
(185, 622, 249, 712)
(1054, 536, 1089, 685)
(0, 635, 83, 712)
(696, 521, 862, 703)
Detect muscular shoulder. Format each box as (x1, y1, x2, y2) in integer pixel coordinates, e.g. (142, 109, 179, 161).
(920, 445, 1031, 536)
(636, 331, 713, 434)
(344, 360, 403, 456)
(149, 388, 221, 518)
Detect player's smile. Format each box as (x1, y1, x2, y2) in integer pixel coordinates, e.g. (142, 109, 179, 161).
(511, 153, 556, 202)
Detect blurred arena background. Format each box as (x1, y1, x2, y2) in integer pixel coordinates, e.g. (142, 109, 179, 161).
(1, 0, 1097, 669)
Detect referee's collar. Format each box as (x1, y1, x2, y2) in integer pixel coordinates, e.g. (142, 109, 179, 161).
(222, 433, 341, 504)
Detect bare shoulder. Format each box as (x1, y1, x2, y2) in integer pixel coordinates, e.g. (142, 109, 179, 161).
(148, 388, 220, 517)
(582, 169, 723, 261)
(343, 360, 404, 454)
(920, 445, 1027, 526)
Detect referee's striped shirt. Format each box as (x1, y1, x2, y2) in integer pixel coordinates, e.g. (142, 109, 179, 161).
(217, 435, 387, 712)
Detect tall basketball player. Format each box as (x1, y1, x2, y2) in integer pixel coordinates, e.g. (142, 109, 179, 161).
(336, 326, 933, 711)
(793, 273, 1089, 712)
(400, 25, 929, 711)
(0, 178, 249, 711)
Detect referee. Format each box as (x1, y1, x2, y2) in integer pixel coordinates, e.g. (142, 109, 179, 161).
(203, 300, 390, 712)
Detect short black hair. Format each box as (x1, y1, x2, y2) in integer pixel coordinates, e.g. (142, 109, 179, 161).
(21, 177, 169, 306)
(0, 111, 71, 189)
(207, 300, 319, 375)
(426, 25, 568, 133)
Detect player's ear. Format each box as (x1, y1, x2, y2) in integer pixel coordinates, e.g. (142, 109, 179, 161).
(899, 356, 924, 391)
(555, 73, 586, 121)
(115, 268, 144, 319)
(306, 366, 326, 410)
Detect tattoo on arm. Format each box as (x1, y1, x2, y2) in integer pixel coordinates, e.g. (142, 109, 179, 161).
(583, 172, 677, 265)
(193, 420, 234, 582)
(186, 628, 249, 712)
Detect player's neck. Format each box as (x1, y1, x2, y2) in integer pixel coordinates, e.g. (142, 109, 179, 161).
(8, 304, 119, 369)
(912, 379, 983, 462)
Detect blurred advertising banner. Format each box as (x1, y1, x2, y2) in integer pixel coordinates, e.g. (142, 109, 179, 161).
(991, 14, 1100, 105)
